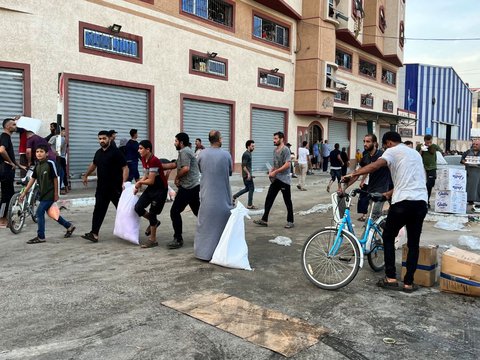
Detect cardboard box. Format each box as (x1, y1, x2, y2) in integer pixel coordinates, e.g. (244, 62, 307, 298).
(435, 168, 467, 192)
(440, 247, 480, 297)
(401, 244, 438, 287)
(434, 190, 467, 214)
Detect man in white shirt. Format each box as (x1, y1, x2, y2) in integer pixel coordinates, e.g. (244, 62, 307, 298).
(344, 131, 428, 293)
(297, 141, 310, 191)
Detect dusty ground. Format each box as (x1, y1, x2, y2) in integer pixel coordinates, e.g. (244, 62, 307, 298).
(0, 172, 478, 360)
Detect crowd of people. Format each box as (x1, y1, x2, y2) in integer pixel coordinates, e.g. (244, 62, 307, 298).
(2, 115, 480, 291)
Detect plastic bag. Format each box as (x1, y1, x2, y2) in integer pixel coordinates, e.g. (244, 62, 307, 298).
(458, 235, 480, 250)
(47, 202, 60, 221)
(394, 226, 407, 249)
(210, 201, 252, 270)
(269, 236, 292, 246)
(113, 183, 140, 244)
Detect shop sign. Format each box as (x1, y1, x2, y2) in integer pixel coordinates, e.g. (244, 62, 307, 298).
(84, 29, 138, 58)
(398, 127, 413, 138)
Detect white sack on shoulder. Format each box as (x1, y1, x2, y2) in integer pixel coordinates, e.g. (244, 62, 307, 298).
(113, 182, 140, 244)
(210, 201, 252, 270)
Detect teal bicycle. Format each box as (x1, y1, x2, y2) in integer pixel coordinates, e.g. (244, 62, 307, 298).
(301, 188, 387, 290)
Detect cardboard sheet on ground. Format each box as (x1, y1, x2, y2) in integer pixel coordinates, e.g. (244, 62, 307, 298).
(162, 292, 329, 357)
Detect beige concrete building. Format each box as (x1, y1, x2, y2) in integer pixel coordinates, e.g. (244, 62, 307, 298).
(0, 0, 406, 177)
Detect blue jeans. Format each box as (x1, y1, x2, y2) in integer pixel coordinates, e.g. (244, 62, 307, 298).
(37, 200, 71, 239)
(233, 178, 255, 206)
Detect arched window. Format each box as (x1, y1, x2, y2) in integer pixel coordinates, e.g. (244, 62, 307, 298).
(399, 21, 405, 48)
(379, 6, 386, 33)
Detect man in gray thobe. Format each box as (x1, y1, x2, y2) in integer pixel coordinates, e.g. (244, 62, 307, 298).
(194, 130, 233, 261)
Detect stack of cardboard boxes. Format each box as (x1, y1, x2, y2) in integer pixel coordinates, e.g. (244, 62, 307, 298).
(434, 168, 467, 214)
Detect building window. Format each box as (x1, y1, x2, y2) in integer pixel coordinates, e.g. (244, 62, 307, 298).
(327, 0, 335, 18)
(352, 0, 364, 19)
(190, 50, 228, 80)
(382, 68, 396, 86)
(335, 90, 349, 103)
(477, 114, 480, 123)
(181, 0, 234, 28)
(253, 14, 289, 48)
(326, 64, 335, 89)
(399, 21, 405, 48)
(359, 59, 377, 79)
(361, 94, 374, 108)
(335, 49, 352, 70)
(379, 6, 386, 32)
(383, 100, 394, 112)
(258, 69, 284, 91)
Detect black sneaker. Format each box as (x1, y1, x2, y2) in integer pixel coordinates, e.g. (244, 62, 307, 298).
(167, 237, 183, 249)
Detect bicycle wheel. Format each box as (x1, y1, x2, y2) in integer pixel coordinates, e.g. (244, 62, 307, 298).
(367, 217, 386, 272)
(301, 228, 361, 290)
(8, 193, 26, 234)
(30, 187, 39, 223)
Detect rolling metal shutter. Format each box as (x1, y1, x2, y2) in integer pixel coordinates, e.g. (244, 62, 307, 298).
(356, 123, 368, 152)
(251, 108, 285, 171)
(183, 99, 231, 152)
(0, 68, 24, 154)
(68, 80, 148, 178)
(328, 120, 350, 150)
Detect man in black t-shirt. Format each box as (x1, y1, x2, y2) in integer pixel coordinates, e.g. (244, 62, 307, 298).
(326, 143, 344, 193)
(81, 130, 128, 242)
(233, 140, 256, 208)
(0, 118, 25, 227)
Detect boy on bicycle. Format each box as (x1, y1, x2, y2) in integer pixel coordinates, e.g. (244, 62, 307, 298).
(20, 144, 75, 244)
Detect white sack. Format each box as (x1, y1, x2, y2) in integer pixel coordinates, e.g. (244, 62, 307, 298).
(210, 201, 252, 270)
(16, 116, 42, 133)
(436, 151, 448, 165)
(113, 182, 140, 244)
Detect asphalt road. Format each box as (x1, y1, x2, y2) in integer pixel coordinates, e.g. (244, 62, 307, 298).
(0, 172, 478, 360)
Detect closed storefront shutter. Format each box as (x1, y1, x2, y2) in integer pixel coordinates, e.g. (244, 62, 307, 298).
(328, 120, 350, 150)
(356, 123, 368, 152)
(183, 99, 231, 152)
(379, 126, 390, 143)
(0, 68, 24, 155)
(68, 80, 149, 178)
(251, 108, 285, 171)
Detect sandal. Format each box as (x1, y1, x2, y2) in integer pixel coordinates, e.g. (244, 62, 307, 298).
(247, 205, 258, 210)
(376, 277, 400, 290)
(253, 219, 268, 227)
(81, 232, 98, 243)
(357, 215, 367, 222)
(145, 221, 161, 236)
(141, 240, 159, 249)
(64, 226, 76, 238)
(26, 237, 46, 244)
(403, 283, 419, 293)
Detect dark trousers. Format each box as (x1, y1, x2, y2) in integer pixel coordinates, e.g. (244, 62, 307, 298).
(233, 178, 255, 206)
(170, 185, 200, 239)
(357, 184, 369, 214)
(127, 161, 140, 182)
(262, 179, 294, 223)
(322, 156, 329, 171)
(19, 153, 28, 178)
(135, 186, 168, 226)
(382, 200, 428, 285)
(426, 169, 436, 203)
(91, 189, 121, 235)
(59, 156, 68, 188)
(0, 168, 15, 218)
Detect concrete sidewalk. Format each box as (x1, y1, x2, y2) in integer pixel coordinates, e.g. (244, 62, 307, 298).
(1, 171, 479, 359)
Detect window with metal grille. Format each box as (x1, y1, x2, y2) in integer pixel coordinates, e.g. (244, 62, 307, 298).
(181, 0, 234, 28)
(191, 54, 227, 78)
(382, 68, 396, 85)
(335, 90, 349, 103)
(335, 49, 352, 70)
(253, 15, 289, 48)
(258, 70, 284, 90)
(359, 59, 377, 79)
(383, 100, 394, 112)
(361, 94, 374, 108)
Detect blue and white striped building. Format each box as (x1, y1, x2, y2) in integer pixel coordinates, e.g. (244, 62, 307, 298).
(400, 64, 472, 151)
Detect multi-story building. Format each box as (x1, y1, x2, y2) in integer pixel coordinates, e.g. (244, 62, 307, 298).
(399, 64, 473, 151)
(0, 0, 406, 178)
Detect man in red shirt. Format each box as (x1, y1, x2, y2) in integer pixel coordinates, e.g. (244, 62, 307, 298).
(134, 140, 168, 248)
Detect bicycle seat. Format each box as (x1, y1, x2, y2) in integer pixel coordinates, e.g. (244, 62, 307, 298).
(369, 192, 386, 202)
